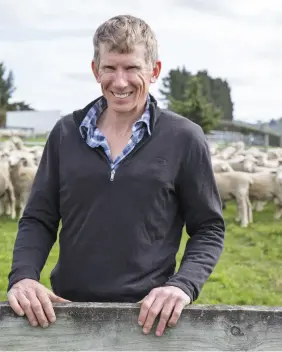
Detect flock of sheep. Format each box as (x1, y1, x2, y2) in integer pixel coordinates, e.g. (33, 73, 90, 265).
(0, 135, 282, 229)
(0, 136, 43, 220)
(210, 141, 282, 227)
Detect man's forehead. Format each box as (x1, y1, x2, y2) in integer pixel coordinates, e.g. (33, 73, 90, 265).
(99, 43, 146, 60)
(100, 55, 143, 66)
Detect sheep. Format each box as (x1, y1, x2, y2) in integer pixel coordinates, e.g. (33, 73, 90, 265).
(9, 136, 44, 164)
(248, 168, 282, 220)
(10, 136, 26, 150)
(0, 160, 16, 220)
(244, 147, 266, 159)
(8, 152, 38, 218)
(212, 160, 234, 173)
(256, 154, 281, 168)
(217, 146, 238, 160)
(214, 171, 254, 227)
(208, 140, 282, 223)
(231, 141, 245, 151)
(227, 155, 257, 173)
(0, 138, 41, 219)
(267, 148, 282, 160)
(0, 139, 17, 153)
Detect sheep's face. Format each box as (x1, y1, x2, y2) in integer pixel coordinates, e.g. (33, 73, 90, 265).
(9, 154, 28, 167)
(2, 141, 16, 152)
(268, 150, 279, 160)
(243, 159, 255, 173)
(9, 151, 36, 168)
(220, 164, 229, 172)
(9, 154, 21, 167)
(215, 163, 231, 172)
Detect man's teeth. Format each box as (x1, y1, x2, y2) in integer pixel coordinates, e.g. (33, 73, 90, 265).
(113, 92, 132, 98)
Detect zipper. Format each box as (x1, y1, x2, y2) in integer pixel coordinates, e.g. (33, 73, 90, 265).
(110, 169, 116, 181)
(94, 133, 152, 182)
(95, 148, 117, 181)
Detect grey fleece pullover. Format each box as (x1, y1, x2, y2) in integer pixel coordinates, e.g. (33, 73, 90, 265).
(8, 95, 225, 303)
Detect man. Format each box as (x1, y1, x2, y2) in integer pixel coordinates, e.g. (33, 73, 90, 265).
(7, 15, 225, 337)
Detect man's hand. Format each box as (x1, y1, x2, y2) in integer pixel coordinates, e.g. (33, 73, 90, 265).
(137, 286, 191, 337)
(7, 278, 70, 328)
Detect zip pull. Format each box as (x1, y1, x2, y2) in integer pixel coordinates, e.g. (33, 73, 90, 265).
(110, 169, 116, 181)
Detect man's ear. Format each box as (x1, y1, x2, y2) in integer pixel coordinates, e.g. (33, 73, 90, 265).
(91, 60, 100, 83)
(150, 60, 162, 83)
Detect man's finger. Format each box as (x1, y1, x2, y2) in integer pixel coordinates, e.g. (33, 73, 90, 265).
(36, 289, 56, 324)
(142, 296, 165, 334)
(167, 300, 186, 328)
(48, 291, 71, 303)
(138, 292, 156, 327)
(155, 298, 176, 336)
(16, 292, 39, 327)
(137, 295, 147, 304)
(7, 292, 25, 316)
(26, 290, 49, 328)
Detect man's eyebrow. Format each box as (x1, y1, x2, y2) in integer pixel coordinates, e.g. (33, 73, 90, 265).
(101, 64, 115, 69)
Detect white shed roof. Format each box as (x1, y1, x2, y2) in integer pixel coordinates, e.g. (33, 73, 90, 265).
(6, 110, 61, 134)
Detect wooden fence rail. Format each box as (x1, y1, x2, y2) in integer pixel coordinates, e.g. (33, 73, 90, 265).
(1, 302, 282, 351)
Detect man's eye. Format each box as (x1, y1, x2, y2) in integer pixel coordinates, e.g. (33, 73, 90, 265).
(127, 66, 139, 71)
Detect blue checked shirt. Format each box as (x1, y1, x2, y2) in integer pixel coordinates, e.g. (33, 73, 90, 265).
(79, 95, 151, 178)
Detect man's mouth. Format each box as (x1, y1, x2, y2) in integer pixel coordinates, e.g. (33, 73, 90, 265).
(111, 92, 133, 99)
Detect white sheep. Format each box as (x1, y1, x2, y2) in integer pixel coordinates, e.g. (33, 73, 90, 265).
(8, 152, 38, 218)
(0, 160, 16, 220)
(212, 160, 234, 173)
(227, 155, 257, 173)
(214, 171, 254, 227)
(248, 168, 282, 220)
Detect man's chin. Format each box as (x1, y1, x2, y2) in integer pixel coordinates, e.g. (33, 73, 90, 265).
(109, 100, 136, 112)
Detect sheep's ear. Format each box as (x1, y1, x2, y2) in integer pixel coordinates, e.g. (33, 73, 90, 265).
(270, 170, 277, 175)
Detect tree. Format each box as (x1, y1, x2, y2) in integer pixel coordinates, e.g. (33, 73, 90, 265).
(0, 62, 34, 126)
(159, 67, 233, 121)
(159, 66, 192, 107)
(169, 76, 222, 134)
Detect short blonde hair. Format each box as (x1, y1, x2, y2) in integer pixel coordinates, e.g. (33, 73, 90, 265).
(93, 15, 158, 68)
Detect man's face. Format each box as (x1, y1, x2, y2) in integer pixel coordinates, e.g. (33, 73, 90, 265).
(91, 43, 161, 113)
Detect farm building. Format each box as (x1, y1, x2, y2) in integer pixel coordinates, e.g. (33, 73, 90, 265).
(6, 110, 61, 136)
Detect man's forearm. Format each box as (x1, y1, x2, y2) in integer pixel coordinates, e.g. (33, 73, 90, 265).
(8, 217, 59, 291)
(164, 221, 224, 301)
(168, 126, 225, 301)
(7, 121, 61, 291)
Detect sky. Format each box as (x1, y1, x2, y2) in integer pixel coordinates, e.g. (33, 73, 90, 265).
(0, 0, 281, 123)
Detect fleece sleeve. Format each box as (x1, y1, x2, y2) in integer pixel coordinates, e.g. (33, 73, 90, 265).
(165, 126, 225, 302)
(7, 121, 61, 292)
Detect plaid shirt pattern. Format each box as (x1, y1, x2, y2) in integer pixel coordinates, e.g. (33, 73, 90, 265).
(79, 95, 151, 171)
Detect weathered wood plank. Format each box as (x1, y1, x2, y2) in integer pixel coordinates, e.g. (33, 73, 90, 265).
(0, 302, 282, 351)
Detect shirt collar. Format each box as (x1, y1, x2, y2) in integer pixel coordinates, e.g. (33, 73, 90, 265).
(81, 94, 152, 136)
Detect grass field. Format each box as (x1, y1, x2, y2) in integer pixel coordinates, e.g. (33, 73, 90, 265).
(0, 201, 282, 305)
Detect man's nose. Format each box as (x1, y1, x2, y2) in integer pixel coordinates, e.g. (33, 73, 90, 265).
(112, 71, 128, 89)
